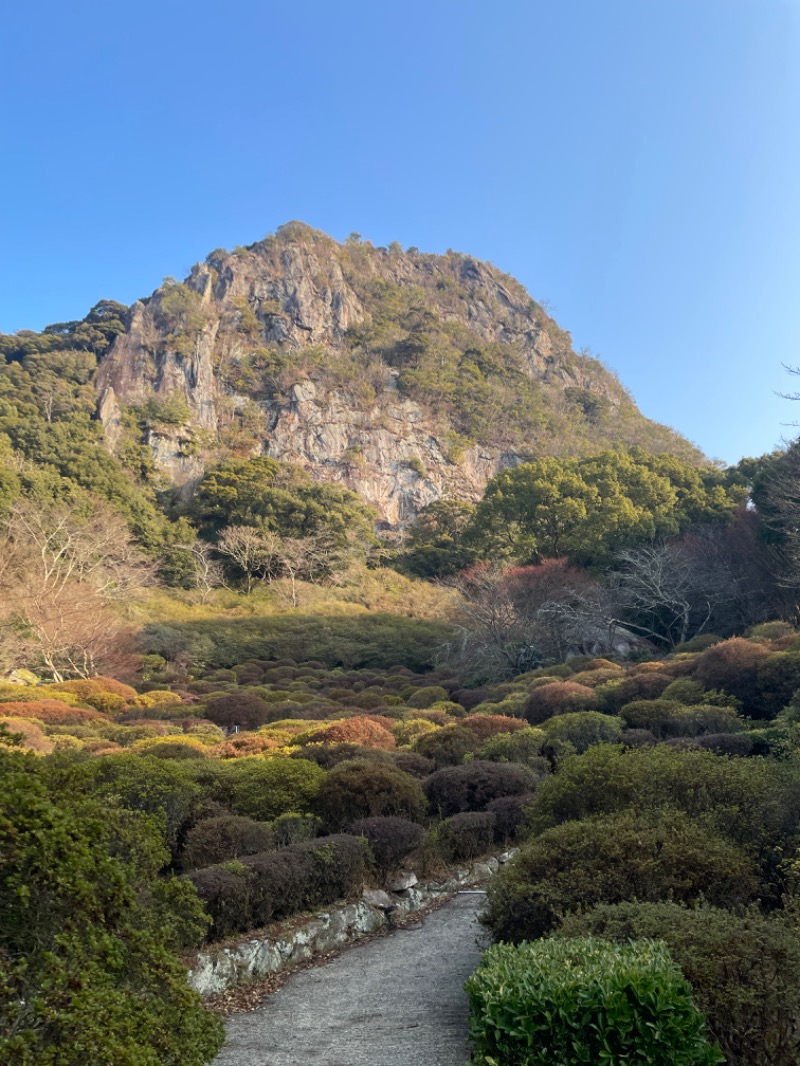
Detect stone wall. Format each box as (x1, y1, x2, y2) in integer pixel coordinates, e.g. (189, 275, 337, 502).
(187, 853, 510, 998)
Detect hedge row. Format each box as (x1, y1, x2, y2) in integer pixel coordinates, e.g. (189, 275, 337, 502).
(188, 834, 369, 939)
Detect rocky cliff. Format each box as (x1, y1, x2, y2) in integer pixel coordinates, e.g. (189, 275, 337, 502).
(95, 222, 700, 525)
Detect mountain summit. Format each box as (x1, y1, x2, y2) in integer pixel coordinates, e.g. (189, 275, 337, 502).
(95, 222, 700, 524)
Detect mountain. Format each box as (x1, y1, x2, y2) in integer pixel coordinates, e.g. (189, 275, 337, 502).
(16, 223, 704, 527)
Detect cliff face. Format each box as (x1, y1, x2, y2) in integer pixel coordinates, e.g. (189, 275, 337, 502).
(95, 222, 700, 525)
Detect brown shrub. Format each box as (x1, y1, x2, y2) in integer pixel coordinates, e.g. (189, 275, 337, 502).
(438, 812, 496, 861)
(316, 761, 427, 831)
(696, 638, 772, 717)
(461, 715, 528, 741)
(0, 717, 53, 754)
(424, 761, 539, 816)
(348, 816, 424, 874)
(182, 815, 274, 870)
(523, 682, 597, 726)
(301, 717, 396, 751)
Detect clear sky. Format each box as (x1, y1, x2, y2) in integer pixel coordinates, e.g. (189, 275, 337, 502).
(2, 0, 799, 465)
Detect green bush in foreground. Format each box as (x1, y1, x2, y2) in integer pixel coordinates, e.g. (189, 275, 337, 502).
(558, 902, 800, 1066)
(0, 751, 223, 1066)
(466, 938, 722, 1066)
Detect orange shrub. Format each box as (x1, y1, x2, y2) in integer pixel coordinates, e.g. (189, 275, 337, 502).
(50, 677, 137, 713)
(461, 715, 528, 741)
(0, 717, 53, 754)
(303, 717, 396, 751)
(0, 700, 108, 725)
(210, 735, 283, 759)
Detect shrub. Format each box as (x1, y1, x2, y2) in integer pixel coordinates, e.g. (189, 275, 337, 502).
(140, 740, 210, 760)
(391, 718, 439, 747)
(620, 699, 747, 739)
(693, 732, 755, 756)
(695, 637, 771, 717)
(51, 675, 138, 709)
(541, 710, 623, 753)
(190, 834, 369, 938)
(0, 717, 53, 754)
(525, 744, 800, 865)
(271, 811, 320, 846)
(390, 751, 435, 778)
(596, 671, 672, 712)
(559, 902, 800, 1066)
(349, 816, 424, 873)
(482, 810, 757, 943)
(181, 815, 274, 870)
(291, 742, 394, 770)
(0, 700, 108, 726)
(203, 692, 273, 730)
(756, 651, 800, 717)
(437, 812, 496, 861)
(424, 760, 539, 817)
(316, 761, 427, 830)
(466, 938, 721, 1066)
(460, 714, 527, 740)
(523, 681, 597, 725)
(412, 725, 479, 767)
(215, 758, 326, 822)
(0, 751, 223, 1064)
(478, 727, 548, 771)
(298, 717, 396, 750)
(486, 794, 536, 843)
(405, 685, 450, 708)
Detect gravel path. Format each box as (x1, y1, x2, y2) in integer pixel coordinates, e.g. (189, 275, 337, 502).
(213, 892, 488, 1066)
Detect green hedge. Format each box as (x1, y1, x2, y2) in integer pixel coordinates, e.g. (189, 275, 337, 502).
(466, 938, 722, 1066)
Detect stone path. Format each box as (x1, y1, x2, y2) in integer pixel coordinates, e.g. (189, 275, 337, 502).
(213, 892, 488, 1066)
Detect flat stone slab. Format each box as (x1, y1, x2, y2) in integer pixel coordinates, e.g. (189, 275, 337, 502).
(214, 893, 488, 1066)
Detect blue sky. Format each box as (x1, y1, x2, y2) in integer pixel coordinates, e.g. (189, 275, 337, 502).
(2, 0, 799, 465)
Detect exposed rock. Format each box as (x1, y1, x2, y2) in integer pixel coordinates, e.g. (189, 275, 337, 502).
(389, 871, 418, 892)
(362, 888, 395, 910)
(94, 222, 700, 526)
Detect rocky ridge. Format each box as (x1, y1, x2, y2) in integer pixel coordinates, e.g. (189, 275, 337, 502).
(96, 222, 700, 525)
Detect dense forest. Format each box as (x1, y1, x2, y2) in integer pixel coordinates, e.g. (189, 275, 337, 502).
(4, 231, 800, 1064)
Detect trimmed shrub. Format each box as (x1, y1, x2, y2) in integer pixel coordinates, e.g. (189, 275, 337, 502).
(526, 744, 800, 864)
(695, 637, 771, 717)
(0, 700, 108, 726)
(140, 740, 210, 760)
(541, 710, 623, 753)
(693, 732, 755, 756)
(482, 810, 758, 943)
(298, 717, 396, 750)
(523, 681, 597, 725)
(291, 743, 394, 770)
(438, 812, 496, 861)
(203, 692, 273, 731)
(316, 761, 427, 830)
(271, 812, 321, 847)
(486, 794, 535, 843)
(349, 816, 424, 873)
(596, 670, 673, 712)
(559, 902, 800, 1066)
(181, 815, 274, 870)
(405, 685, 449, 709)
(424, 760, 539, 817)
(0, 718, 53, 754)
(620, 699, 747, 739)
(190, 834, 369, 938)
(466, 939, 720, 1066)
(478, 727, 548, 771)
(391, 718, 439, 747)
(413, 725, 479, 767)
(756, 651, 800, 718)
(460, 714, 527, 740)
(390, 751, 435, 778)
(214, 758, 326, 822)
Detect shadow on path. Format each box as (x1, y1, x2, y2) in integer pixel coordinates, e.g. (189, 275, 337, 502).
(213, 893, 488, 1066)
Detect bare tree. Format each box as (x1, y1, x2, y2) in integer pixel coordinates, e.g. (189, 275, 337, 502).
(0, 499, 155, 679)
(216, 526, 283, 593)
(176, 540, 226, 603)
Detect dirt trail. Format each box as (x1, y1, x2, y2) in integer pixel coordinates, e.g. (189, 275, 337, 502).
(213, 892, 487, 1066)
